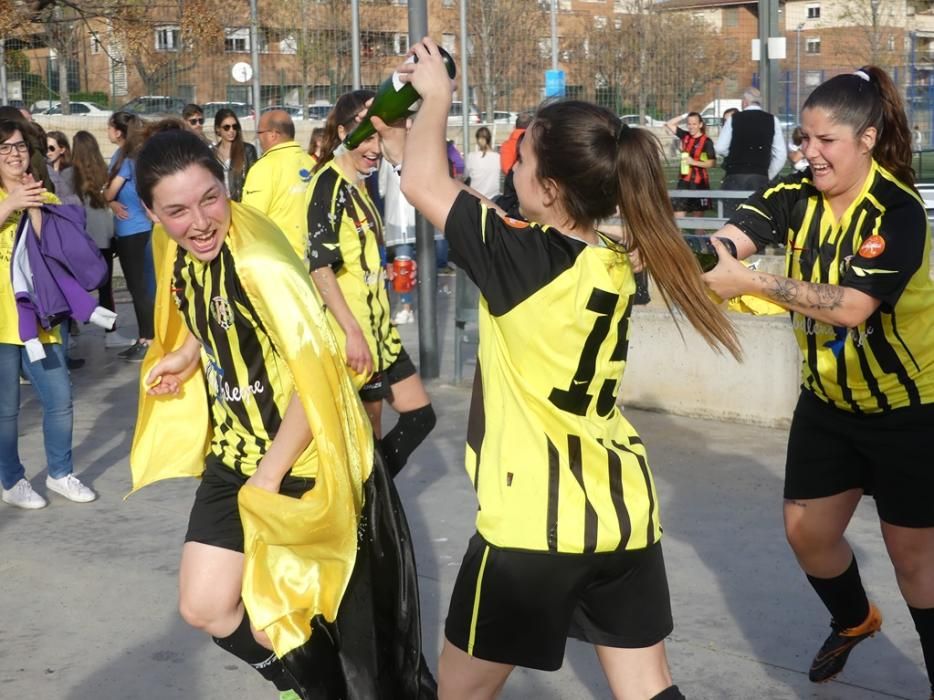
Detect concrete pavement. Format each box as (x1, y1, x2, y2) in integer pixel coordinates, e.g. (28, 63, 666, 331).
(1, 289, 928, 699)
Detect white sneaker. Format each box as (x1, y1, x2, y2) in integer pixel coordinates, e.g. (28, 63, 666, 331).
(393, 308, 415, 325)
(104, 330, 136, 348)
(46, 474, 97, 503)
(2, 479, 48, 509)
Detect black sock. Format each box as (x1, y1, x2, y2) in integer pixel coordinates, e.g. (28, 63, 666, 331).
(806, 556, 870, 629)
(909, 605, 934, 693)
(650, 686, 686, 700)
(212, 611, 295, 692)
(381, 404, 436, 478)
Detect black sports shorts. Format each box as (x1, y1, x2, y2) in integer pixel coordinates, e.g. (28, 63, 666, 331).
(185, 454, 315, 552)
(359, 346, 417, 403)
(784, 389, 934, 528)
(445, 533, 673, 671)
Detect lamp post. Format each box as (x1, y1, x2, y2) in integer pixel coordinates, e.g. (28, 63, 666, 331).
(795, 23, 804, 119)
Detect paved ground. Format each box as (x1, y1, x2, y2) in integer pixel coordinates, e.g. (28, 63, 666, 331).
(1, 285, 929, 700)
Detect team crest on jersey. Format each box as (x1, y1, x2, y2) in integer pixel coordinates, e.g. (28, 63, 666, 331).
(858, 235, 886, 258)
(210, 296, 235, 330)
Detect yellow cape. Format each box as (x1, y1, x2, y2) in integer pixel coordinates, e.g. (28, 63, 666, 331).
(129, 202, 374, 657)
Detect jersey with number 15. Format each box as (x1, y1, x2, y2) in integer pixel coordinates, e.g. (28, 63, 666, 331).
(445, 191, 661, 555)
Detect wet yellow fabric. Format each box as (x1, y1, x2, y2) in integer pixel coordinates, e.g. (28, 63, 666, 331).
(130, 202, 373, 657)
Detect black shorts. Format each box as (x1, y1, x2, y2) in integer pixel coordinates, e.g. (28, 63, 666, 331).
(359, 346, 417, 403)
(184, 455, 316, 552)
(445, 534, 673, 671)
(671, 180, 713, 212)
(785, 390, 934, 527)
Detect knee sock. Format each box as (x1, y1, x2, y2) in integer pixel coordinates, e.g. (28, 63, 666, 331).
(212, 611, 295, 692)
(806, 556, 870, 629)
(909, 605, 934, 693)
(650, 686, 686, 700)
(381, 404, 436, 478)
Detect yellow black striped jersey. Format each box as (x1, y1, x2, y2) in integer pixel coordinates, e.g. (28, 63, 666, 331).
(732, 160, 934, 412)
(445, 191, 661, 554)
(173, 243, 317, 477)
(306, 160, 401, 374)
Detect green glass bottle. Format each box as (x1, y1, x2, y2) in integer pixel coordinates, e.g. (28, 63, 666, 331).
(683, 234, 737, 272)
(343, 46, 457, 150)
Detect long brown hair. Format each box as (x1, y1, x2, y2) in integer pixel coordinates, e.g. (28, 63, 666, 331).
(803, 65, 914, 186)
(107, 111, 145, 181)
(71, 131, 109, 209)
(314, 89, 375, 173)
(213, 108, 245, 176)
(47, 130, 71, 168)
(529, 101, 741, 359)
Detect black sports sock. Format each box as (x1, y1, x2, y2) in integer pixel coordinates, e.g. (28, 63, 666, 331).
(381, 404, 436, 478)
(806, 556, 870, 629)
(909, 605, 934, 693)
(650, 686, 686, 700)
(212, 611, 295, 692)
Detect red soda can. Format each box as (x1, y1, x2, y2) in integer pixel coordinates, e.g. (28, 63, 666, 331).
(392, 255, 415, 293)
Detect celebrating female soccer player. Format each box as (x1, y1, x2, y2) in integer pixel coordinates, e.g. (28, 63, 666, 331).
(307, 90, 435, 478)
(396, 38, 740, 700)
(131, 128, 434, 699)
(704, 66, 934, 697)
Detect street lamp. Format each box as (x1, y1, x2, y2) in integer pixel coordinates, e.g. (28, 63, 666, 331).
(795, 23, 804, 119)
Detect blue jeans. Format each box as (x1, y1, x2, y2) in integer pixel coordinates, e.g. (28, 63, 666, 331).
(0, 342, 74, 489)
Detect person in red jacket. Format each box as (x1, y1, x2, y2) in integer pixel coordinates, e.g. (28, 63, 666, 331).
(499, 111, 532, 175)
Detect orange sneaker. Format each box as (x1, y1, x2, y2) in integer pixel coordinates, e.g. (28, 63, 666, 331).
(809, 602, 883, 683)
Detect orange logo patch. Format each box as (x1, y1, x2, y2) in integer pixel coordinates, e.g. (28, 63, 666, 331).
(858, 235, 886, 258)
(500, 215, 530, 229)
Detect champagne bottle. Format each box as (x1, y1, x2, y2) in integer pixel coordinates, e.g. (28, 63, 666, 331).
(683, 234, 737, 273)
(343, 46, 457, 150)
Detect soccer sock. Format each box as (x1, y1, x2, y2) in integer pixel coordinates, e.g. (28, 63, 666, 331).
(806, 556, 870, 629)
(212, 611, 295, 691)
(650, 686, 686, 700)
(380, 403, 436, 478)
(908, 605, 934, 693)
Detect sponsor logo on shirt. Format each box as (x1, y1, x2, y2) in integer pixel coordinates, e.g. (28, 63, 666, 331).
(858, 234, 886, 259)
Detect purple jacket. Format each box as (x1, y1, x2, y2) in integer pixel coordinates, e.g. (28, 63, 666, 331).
(12, 204, 108, 344)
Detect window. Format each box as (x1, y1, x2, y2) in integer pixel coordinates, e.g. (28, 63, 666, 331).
(90, 34, 102, 55)
(442, 33, 456, 56)
(806, 4, 820, 20)
(155, 26, 180, 52)
(225, 28, 250, 53)
(805, 70, 822, 87)
(443, 0, 454, 6)
(887, 35, 896, 52)
(393, 33, 408, 56)
(805, 37, 821, 54)
(723, 7, 739, 28)
(593, 15, 607, 29)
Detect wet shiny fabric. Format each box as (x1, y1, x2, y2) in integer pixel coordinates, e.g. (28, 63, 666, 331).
(281, 453, 438, 699)
(131, 205, 414, 674)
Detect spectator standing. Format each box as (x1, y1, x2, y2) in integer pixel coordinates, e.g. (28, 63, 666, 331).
(210, 108, 257, 202)
(913, 124, 923, 152)
(241, 109, 315, 262)
(464, 126, 501, 200)
(715, 87, 786, 215)
(182, 103, 208, 142)
(495, 111, 534, 218)
(71, 130, 116, 344)
(0, 120, 96, 510)
(378, 158, 417, 325)
(308, 126, 326, 164)
(104, 111, 153, 362)
(664, 112, 716, 218)
(45, 131, 78, 203)
(788, 126, 810, 173)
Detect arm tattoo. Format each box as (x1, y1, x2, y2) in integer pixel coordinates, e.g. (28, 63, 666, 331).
(756, 275, 844, 311)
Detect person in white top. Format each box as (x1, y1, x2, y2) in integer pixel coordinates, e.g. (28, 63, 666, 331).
(464, 127, 501, 200)
(378, 159, 417, 324)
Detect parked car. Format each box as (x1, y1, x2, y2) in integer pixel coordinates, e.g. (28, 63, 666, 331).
(116, 96, 187, 118)
(619, 113, 666, 128)
(492, 110, 518, 125)
(44, 101, 112, 117)
(203, 101, 254, 120)
(305, 103, 334, 121)
(262, 105, 305, 120)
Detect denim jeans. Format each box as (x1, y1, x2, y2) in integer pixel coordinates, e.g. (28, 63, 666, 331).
(0, 342, 74, 489)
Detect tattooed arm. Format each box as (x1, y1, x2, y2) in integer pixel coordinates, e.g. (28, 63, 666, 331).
(703, 238, 881, 327)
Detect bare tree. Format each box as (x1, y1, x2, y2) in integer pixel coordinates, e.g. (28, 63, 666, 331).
(838, 0, 903, 70)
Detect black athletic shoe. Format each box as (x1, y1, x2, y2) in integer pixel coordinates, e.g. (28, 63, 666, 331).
(809, 602, 882, 683)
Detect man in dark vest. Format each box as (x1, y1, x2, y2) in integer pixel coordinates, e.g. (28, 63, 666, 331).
(715, 87, 786, 215)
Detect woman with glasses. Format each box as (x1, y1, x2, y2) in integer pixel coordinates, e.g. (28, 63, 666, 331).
(0, 120, 96, 510)
(182, 103, 207, 142)
(104, 111, 153, 362)
(211, 108, 257, 202)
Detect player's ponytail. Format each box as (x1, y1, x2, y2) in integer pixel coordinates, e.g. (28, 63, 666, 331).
(804, 65, 914, 186)
(613, 124, 741, 359)
(315, 89, 376, 173)
(529, 101, 740, 360)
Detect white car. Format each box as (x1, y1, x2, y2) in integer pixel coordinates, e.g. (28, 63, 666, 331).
(619, 113, 666, 128)
(44, 101, 112, 117)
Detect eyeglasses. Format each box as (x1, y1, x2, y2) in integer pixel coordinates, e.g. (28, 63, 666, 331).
(219, 123, 240, 132)
(0, 142, 29, 155)
(188, 117, 205, 125)
(47, 144, 58, 152)
(256, 130, 275, 135)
